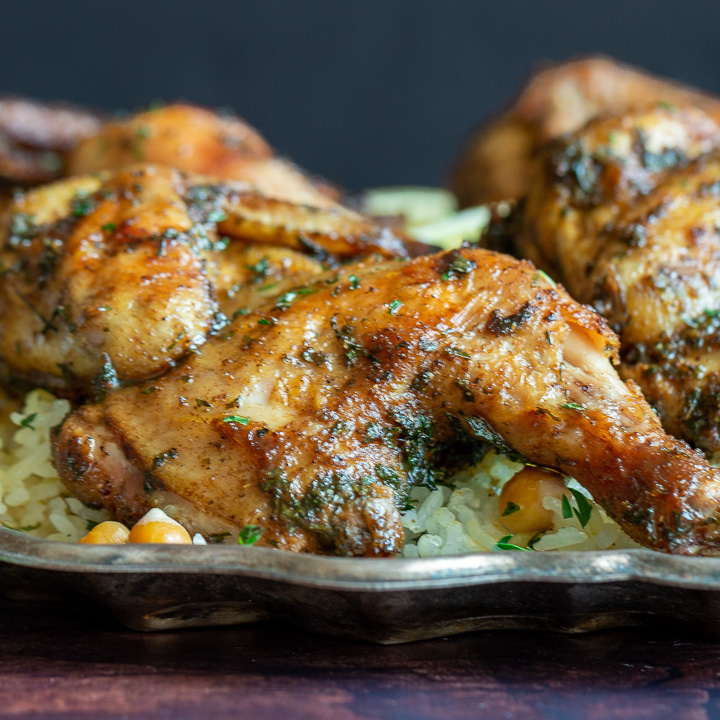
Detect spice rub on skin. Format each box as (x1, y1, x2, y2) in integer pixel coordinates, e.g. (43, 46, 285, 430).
(0, 164, 419, 397)
(518, 104, 720, 452)
(53, 248, 720, 556)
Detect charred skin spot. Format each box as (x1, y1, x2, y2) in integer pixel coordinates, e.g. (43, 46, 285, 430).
(486, 301, 534, 335)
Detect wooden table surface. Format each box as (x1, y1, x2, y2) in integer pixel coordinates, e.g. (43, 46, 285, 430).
(2, 597, 720, 720)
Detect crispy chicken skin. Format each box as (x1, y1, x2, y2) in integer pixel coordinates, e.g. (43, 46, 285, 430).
(0, 96, 102, 185)
(518, 105, 720, 452)
(67, 104, 337, 206)
(451, 56, 720, 206)
(0, 164, 416, 395)
(53, 248, 720, 555)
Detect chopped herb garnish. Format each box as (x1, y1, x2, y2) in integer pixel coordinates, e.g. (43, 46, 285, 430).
(349, 274, 360, 289)
(388, 299, 403, 316)
(445, 346, 471, 360)
(223, 415, 249, 424)
(501, 501, 521, 517)
(101, 223, 117, 233)
(561, 494, 573, 519)
(238, 524, 264, 545)
(19, 413, 37, 430)
(545, 330, 553, 346)
(206, 209, 227, 223)
(70, 192, 95, 218)
(274, 291, 297, 311)
(441, 251, 476, 280)
(569, 488, 593, 527)
(141, 385, 158, 395)
(195, 398, 213, 408)
(258, 318, 271, 326)
(232, 307, 250, 320)
(561, 402, 585, 412)
(492, 534, 532, 552)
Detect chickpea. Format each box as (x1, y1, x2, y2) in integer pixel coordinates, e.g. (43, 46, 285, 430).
(498, 466, 567, 534)
(128, 508, 192, 544)
(79, 521, 130, 545)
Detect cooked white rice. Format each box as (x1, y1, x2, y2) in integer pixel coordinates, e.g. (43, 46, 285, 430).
(0, 388, 109, 542)
(0, 388, 639, 553)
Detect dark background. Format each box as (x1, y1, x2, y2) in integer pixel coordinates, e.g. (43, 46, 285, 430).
(1, 0, 718, 191)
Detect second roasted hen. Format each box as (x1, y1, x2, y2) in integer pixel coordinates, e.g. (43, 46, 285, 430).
(54, 248, 720, 556)
(518, 104, 720, 452)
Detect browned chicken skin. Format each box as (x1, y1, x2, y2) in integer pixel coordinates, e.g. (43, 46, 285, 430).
(518, 104, 720, 452)
(53, 248, 720, 555)
(451, 56, 720, 207)
(0, 164, 418, 395)
(67, 104, 337, 206)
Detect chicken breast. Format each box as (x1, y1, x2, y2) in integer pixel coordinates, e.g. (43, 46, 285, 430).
(518, 104, 720, 452)
(451, 56, 720, 207)
(53, 248, 720, 556)
(0, 164, 417, 395)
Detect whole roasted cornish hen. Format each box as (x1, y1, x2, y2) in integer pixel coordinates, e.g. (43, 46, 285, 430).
(517, 104, 720, 452)
(53, 248, 720, 556)
(0, 164, 418, 396)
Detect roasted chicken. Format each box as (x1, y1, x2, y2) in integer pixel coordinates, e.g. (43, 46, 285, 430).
(53, 248, 720, 556)
(517, 104, 720, 453)
(451, 56, 720, 207)
(0, 164, 419, 396)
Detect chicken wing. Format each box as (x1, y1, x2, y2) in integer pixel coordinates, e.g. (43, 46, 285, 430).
(517, 104, 720, 452)
(0, 164, 416, 395)
(53, 248, 720, 556)
(451, 56, 720, 206)
(67, 104, 337, 206)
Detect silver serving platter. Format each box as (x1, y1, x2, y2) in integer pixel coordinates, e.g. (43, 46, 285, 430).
(2, 526, 720, 643)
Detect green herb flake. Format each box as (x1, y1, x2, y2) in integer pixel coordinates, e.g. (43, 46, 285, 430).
(258, 318, 271, 326)
(349, 275, 360, 289)
(238, 524, 264, 545)
(19, 412, 37, 430)
(223, 415, 250, 424)
(501, 501, 521, 517)
(141, 385, 158, 395)
(388, 299, 403, 316)
(101, 223, 117, 233)
(492, 534, 532, 552)
(71, 192, 95, 218)
(206, 209, 227, 223)
(561, 402, 585, 412)
(232, 307, 250, 320)
(195, 398, 213, 408)
(569, 488, 593, 527)
(446, 346, 471, 360)
(561, 494, 573, 519)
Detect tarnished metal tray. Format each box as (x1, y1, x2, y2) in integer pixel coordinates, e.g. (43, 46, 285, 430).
(2, 527, 720, 643)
